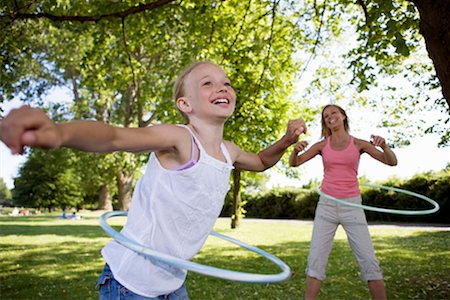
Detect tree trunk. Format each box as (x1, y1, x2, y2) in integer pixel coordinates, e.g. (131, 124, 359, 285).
(411, 0, 450, 108)
(97, 184, 112, 211)
(117, 169, 133, 211)
(230, 169, 241, 229)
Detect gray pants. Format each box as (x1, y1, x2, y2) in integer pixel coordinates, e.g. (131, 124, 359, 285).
(306, 195, 383, 282)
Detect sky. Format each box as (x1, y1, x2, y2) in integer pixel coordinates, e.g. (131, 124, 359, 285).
(1, 94, 449, 190)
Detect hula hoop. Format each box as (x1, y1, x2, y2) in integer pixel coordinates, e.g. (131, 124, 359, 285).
(316, 183, 440, 215)
(99, 211, 291, 283)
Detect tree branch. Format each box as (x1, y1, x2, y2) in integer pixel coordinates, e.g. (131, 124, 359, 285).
(7, 0, 176, 23)
(221, 0, 252, 63)
(298, 0, 327, 81)
(355, 0, 371, 50)
(356, 0, 369, 25)
(255, 0, 279, 97)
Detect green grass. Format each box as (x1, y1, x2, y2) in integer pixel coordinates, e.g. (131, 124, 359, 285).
(1, 211, 449, 299)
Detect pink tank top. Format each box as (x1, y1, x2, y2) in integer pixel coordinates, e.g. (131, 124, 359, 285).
(321, 136, 360, 199)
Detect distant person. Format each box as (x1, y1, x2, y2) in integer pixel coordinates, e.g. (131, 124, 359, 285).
(289, 104, 397, 300)
(70, 212, 81, 220)
(9, 207, 19, 216)
(0, 61, 306, 299)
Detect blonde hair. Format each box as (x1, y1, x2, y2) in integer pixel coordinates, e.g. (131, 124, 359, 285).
(173, 61, 214, 122)
(320, 104, 350, 138)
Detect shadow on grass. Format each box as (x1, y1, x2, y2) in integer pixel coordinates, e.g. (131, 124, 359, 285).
(0, 223, 121, 239)
(187, 231, 450, 300)
(1, 219, 449, 300)
(0, 241, 104, 300)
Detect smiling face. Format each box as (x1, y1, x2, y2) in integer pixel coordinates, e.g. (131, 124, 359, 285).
(175, 62, 236, 123)
(320, 104, 349, 137)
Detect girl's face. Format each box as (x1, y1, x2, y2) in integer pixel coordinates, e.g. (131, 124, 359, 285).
(183, 63, 236, 121)
(322, 105, 345, 130)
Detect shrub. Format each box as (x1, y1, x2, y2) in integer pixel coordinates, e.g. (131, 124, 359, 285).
(242, 169, 449, 224)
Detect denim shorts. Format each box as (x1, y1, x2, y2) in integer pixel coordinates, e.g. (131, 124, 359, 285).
(96, 264, 189, 300)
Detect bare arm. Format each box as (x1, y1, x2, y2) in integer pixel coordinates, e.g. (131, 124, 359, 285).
(231, 119, 307, 172)
(0, 105, 186, 154)
(357, 135, 398, 166)
(289, 140, 324, 167)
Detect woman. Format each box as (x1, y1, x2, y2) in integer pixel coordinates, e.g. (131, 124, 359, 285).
(289, 104, 397, 300)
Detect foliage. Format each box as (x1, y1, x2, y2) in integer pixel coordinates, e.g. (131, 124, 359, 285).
(292, 0, 449, 147)
(0, 177, 12, 206)
(1, 1, 449, 214)
(1, 1, 314, 209)
(244, 187, 317, 219)
(363, 170, 450, 224)
(0, 213, 449, 299)
(73, 151, 120, 208)
(242, 168, 450, 224)
(12, 148, 83, 210)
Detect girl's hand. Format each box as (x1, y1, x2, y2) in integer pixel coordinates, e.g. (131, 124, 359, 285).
(284, 119, 307, 145)
(370, 135, 386, 148)
(294, 140, 309, 154)
(0, 106, 61, 154)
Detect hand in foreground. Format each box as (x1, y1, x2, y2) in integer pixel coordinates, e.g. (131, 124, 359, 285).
(0, 106, 61, 154)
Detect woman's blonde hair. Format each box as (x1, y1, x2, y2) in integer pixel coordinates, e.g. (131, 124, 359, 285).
(173, 61, 213, 122)
(320, 104, 350, 138)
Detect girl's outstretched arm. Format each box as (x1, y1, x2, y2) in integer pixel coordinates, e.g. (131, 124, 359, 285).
(0, 105, 187, 154)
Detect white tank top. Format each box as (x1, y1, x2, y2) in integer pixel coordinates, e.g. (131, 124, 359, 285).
(101, 125, 233, 297)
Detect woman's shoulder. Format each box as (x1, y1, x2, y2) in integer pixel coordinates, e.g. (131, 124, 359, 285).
(305, 139, 326, 155)
(313, 138, 327, 149)
(352, 136, 372, 151)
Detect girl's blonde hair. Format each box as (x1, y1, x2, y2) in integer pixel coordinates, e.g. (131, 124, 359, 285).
(321, 104, 350, 138)
(173, 61, 213, 122)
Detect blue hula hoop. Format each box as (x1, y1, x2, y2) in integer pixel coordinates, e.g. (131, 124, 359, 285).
(99, 211, 291, 283)
(316, 183, 440, 215)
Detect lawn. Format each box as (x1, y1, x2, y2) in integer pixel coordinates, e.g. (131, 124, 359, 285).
(0, 210, 449, 299)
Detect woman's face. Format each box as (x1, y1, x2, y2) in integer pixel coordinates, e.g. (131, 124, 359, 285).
(322, 106, 345, 130)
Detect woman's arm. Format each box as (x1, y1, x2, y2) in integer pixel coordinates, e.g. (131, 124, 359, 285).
(289, 140, 324, 167)
(356, 135, 398, 166)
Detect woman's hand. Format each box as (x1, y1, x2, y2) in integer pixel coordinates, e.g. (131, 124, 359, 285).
(370, 135, 387, 148)
(293, 140, 309, 155)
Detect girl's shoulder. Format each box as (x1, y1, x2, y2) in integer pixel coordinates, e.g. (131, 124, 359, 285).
(222, 140, 239, 157)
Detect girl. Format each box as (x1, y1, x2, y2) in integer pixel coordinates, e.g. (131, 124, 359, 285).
(0, 61, 306, 299)
(289, 104, 397, 300)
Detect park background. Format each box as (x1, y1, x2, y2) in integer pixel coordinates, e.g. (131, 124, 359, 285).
(0, 1, 449, 299)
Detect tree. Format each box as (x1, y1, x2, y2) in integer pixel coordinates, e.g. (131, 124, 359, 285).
(13, 148, 83, 210)
(74, 152, 118, 210)
(1, 0, 448, 220)
(0, 177, 12, 204)
(348, 0, 450, 145)
(1, 1, 308, 221)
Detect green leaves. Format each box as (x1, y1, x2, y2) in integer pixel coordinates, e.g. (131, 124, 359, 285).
(13, 148, 83, 209)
